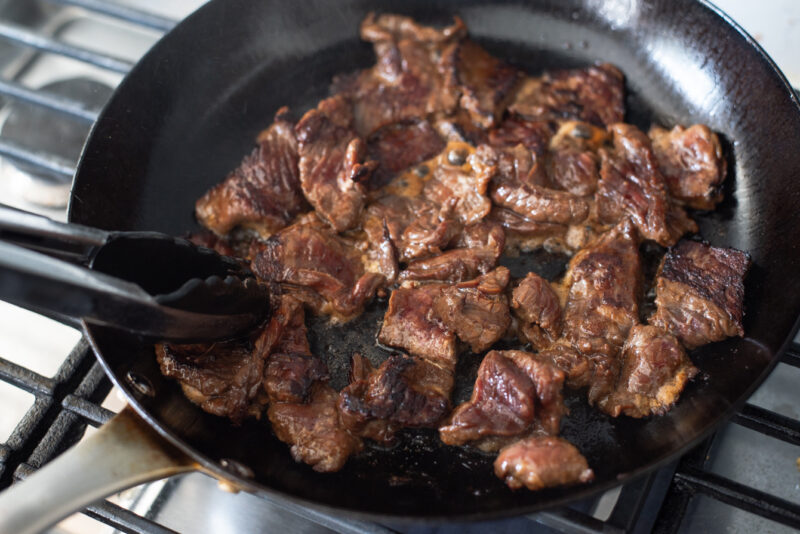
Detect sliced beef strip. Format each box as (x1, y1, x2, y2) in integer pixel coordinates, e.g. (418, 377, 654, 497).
(494, 436, 594, 491)
(649, 124, 727, 210)
(511, 272, 563, 350)
(363, 194, 461, 263)
(559, 218, 642, 402)
(378, 282, 457, 368)
(333, 14, 466, 137)
(156, 334, 268, 423)
(295, 95, 377, 232)
(399, 219, 505, 282)
(439, 350, 565, 450)
(195, 108, 307, 237)
(339, 353, 454, 444)
(545, 120, 608, 196)
(598, 325, 698, 418)
(366, 119, 446, 190)
(383, 141, 496, 226)
(650, 240, 750, 349)
(444, 39, 521, 129)
(509, 63, 624, 127)
(597, 123, 698, 246)
(432, 267, 512, 353)
(490, 171, 590, 225)
(261, 295, 329, 404)
(487, 207, 567, 253)
(251, 220, 385, 321)
(268, 383, 363, 473)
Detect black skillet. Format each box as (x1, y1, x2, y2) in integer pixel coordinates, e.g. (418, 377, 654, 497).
(1, 0, 800, 530)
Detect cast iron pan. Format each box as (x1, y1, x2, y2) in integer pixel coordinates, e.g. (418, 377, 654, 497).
(34, 0, 800, 521)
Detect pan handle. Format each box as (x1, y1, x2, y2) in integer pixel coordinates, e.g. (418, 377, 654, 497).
(0, 407, 197, 534)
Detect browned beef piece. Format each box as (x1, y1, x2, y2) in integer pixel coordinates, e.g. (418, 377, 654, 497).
(363, 195, 461, 263)
(491, 176, 590, 224)
(333, 14, 466, 136)
(295, 95, 377, 232)
(545, 121, 608, 196)
(509, 63, 624, 127)
(560, 219, 642, 402)
(384, 142, 496, 226)
(597, 124, 698, 246)
(339, 353, 454, 444)
(251, 220, 385, 321)
(494, 436, 594, 491)
(489, 140, 591, 225)
(156, 330, 270, 423)
(439, 350, 565, 449)
(400, 219, 505, 282)
(511, 272, 563, 350)
(260, 295, 329, 404)
(378, 283, 457, 368)
(535, 343, 593, 390)
(489, 115, 554, 156)
(650, 240, 750, 349)
(432, 267, 512, 353)
(598, 325, 698, 418)
(195, 108, 306, 237)
(445, 39, 521, 128)
(487, 207, 567, 251)
(366, 119, 446, 190)
(268, 384, 363, 472)
(491, 143, 551, 188)
(649, 124, 727, 210)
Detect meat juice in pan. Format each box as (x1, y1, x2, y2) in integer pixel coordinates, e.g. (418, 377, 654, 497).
(161, 13, 749, 492)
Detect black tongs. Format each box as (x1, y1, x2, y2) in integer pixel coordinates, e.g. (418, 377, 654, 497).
(0, 204, 270, 343)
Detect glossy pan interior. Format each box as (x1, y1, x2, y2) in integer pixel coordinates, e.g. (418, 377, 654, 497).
(69, 0, 800, 520)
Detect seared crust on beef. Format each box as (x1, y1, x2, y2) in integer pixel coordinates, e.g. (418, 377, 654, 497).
(597, 124, 697, 246)
(251, 220, 385, 321)
(295, 95, 377, 232)
(195, 108, 306, 237)
(439, 350, 565, 449)
(268, 384, 363, 472)
(650, 240, 750, 349)
(598, 325, 698, 418)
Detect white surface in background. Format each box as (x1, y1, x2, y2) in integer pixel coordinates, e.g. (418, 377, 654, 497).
(713, 0, 800, 86)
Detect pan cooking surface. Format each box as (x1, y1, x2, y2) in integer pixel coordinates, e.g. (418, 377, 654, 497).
(72, 0, 800, 519)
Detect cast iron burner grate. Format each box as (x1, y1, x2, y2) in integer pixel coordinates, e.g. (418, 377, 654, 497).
(0, 2, 798, 533)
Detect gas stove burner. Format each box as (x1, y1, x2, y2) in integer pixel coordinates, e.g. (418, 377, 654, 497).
(0, 77, 112, 208)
